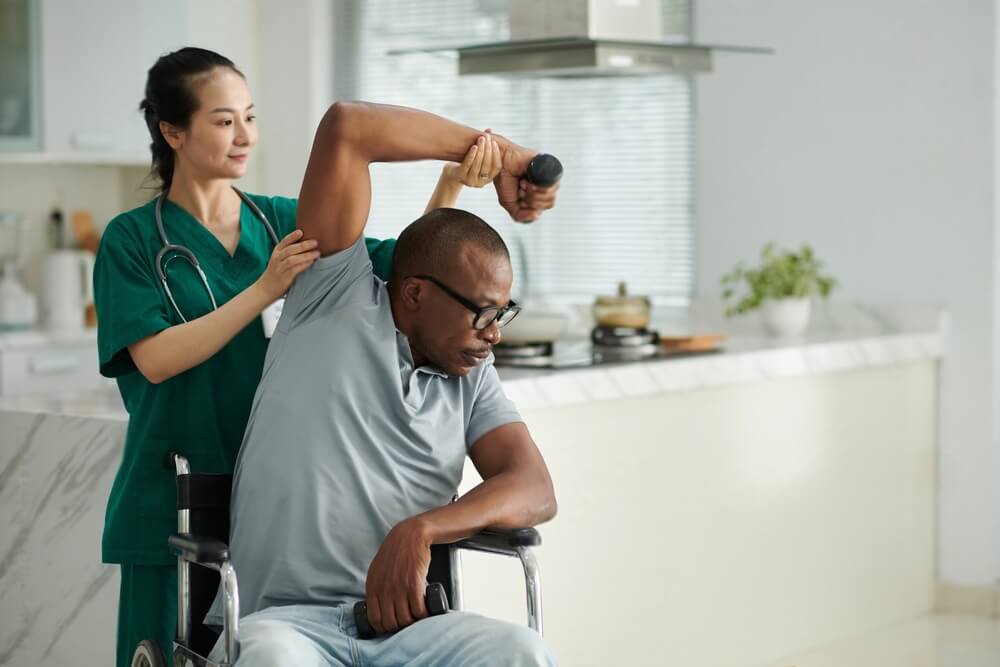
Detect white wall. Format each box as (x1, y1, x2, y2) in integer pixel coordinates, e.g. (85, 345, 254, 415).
(0, 164, 148, 292)
(253, 0, 335, 197)
(695, 0, 996, 585)
(994, 0, 1000, 585)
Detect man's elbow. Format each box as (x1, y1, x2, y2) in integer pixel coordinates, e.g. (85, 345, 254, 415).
(537, 480, 558, 523)
(540, 497, 558, 524)
(318, 101, 367, 148)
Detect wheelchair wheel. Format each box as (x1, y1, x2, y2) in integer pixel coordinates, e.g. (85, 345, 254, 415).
(131, 639, 166, 667)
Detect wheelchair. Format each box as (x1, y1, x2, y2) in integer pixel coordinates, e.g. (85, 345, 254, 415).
(131, 453, 545, 667)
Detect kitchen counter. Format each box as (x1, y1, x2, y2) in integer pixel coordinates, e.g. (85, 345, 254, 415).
(495, 300, 944, 408)
(0, 302, 946, 420)
(497, 328, 942, 409)
(0, 383, 124, 420)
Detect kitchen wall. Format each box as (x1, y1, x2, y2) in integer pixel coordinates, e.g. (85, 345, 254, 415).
(0, 164, 148, 292)
(254, 0, 334, 198)
(695, 0, 996, 588)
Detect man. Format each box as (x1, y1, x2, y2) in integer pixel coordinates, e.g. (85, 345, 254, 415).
(210, 101, 560, 666)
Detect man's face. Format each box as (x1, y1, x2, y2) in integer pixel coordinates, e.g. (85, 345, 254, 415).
(409, 245, 513, 376)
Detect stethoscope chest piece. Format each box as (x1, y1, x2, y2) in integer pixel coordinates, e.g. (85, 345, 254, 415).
(155, 187, 279, 326)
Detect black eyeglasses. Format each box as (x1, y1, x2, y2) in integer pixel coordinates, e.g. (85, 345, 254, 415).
(410, 274, 521, 330)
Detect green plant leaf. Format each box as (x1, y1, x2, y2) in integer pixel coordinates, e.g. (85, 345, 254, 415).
(720, 242, 837, 316)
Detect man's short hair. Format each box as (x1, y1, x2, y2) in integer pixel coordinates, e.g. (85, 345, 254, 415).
(389, 208, 510, 286)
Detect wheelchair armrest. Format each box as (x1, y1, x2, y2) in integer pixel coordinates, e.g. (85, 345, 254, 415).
(454, 528, 541, 556)
(169, 532, 230, 564)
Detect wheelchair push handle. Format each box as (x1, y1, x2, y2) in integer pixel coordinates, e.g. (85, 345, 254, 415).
(354, 582, 449, 639)
(164, 450, 190, 474)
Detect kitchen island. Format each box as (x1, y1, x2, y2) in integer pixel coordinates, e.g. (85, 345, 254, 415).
(0, 304, 944, 666)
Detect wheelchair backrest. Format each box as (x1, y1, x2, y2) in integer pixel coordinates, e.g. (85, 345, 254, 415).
(176, 472, 232, 656)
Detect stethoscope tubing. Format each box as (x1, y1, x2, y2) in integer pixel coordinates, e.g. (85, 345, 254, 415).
(154, 187, 279, 322)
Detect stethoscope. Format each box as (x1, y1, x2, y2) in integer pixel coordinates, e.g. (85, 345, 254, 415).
(155, 187, 280, 323)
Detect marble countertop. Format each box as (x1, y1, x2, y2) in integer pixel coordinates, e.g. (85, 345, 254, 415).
(0, 382, 127, 421)
(0, 327, 97, 349)
(0, 301, 946, 420)
(495, 300, 946, 410)
(497, 329, 942, 411)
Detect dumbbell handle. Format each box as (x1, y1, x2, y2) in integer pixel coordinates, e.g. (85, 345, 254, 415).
(524, 153, 563, 188)
(353, 582, 449, 639)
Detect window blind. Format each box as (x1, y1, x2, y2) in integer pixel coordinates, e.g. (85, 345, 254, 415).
(334, 0, 694, 304)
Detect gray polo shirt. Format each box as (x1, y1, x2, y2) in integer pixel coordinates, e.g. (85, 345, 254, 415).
(214, 236, 522, 620)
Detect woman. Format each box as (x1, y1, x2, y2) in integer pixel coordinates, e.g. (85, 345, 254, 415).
(94, 47, 506, 666)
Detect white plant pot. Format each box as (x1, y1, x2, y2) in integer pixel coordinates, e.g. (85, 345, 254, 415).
(761, 297, 811, 338)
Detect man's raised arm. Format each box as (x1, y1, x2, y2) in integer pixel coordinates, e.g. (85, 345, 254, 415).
(297, 101, 555, 256)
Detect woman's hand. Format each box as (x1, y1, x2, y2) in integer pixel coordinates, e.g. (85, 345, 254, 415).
(444, 132, 502, 188)
(255, 229, 320, 302)
(128, 230, 318, 384)
(423, 133, 503, 213)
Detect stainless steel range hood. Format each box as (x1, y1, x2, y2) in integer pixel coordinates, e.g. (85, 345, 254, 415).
(390, 38, 770, 78)
(388, 1, 770, 78)
(449, 37, 769, 77)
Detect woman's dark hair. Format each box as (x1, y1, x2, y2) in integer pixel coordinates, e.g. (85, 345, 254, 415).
(139, 47, 244, 191)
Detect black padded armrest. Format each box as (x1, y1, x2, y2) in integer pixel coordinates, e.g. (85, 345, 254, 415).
(169, 532, 230, 564)
(454, 528, 541, 555)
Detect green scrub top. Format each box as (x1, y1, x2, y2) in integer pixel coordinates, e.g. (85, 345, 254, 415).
(94, 193, 396, 565)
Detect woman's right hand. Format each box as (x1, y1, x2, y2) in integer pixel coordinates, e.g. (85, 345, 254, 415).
(444, 132, 502, 189)
(255, 229, 320, 302)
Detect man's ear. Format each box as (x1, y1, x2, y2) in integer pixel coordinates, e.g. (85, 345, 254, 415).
(159, 120, 185, 151)
(399, 277, 423, 311)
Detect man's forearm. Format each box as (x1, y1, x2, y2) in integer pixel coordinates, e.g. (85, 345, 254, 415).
(411, 469, 557, 546)
(335, 101, 519, 165)
(299, 101, 527, 255)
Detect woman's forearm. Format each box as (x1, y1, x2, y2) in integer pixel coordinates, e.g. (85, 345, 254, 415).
(424, 169, 464, 213)
(128, 280, 273, 384)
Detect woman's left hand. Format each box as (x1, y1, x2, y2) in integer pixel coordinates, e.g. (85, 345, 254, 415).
(445, 132, 502, 188)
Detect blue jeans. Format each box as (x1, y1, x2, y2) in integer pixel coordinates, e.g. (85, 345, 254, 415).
(208, 603, 557, 667)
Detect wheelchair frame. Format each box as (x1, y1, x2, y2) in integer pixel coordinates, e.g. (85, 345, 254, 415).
(136, 453, 544, 667)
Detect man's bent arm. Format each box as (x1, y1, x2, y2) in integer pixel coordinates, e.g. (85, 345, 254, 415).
(412, 422, 557, 545)
(298, 102, 533, 256)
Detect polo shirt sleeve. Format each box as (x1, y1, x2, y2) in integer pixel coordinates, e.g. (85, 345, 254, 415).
(277, 235, 374, 331)
(466, 361, 523, 450)
(93, 217, 173, 377)
(261, 196, 396, 282)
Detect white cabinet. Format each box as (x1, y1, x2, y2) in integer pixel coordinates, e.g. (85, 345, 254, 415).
(0, 330, 104, 396)
(37, 0, 185, 162)
(3, 0, 254, 165)
(0, 0, 42, 151)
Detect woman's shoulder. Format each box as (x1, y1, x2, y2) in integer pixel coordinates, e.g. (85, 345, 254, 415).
(100, 197, 158, 249)
(243, 191, 298, 235)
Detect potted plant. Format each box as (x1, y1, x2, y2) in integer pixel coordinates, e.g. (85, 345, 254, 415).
(720, 243, 837, 337)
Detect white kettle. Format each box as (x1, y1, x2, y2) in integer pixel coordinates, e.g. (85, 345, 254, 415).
(43, 250, 94, 332)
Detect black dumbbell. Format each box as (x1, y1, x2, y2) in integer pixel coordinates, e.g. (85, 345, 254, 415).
(524, 153, 563, 188)
(353, 583, 449, 639)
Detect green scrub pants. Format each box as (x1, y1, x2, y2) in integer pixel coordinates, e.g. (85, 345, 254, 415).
(116, 564, 176, 667)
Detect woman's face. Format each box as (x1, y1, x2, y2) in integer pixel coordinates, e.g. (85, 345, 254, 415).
(166, 67, 258, 181)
